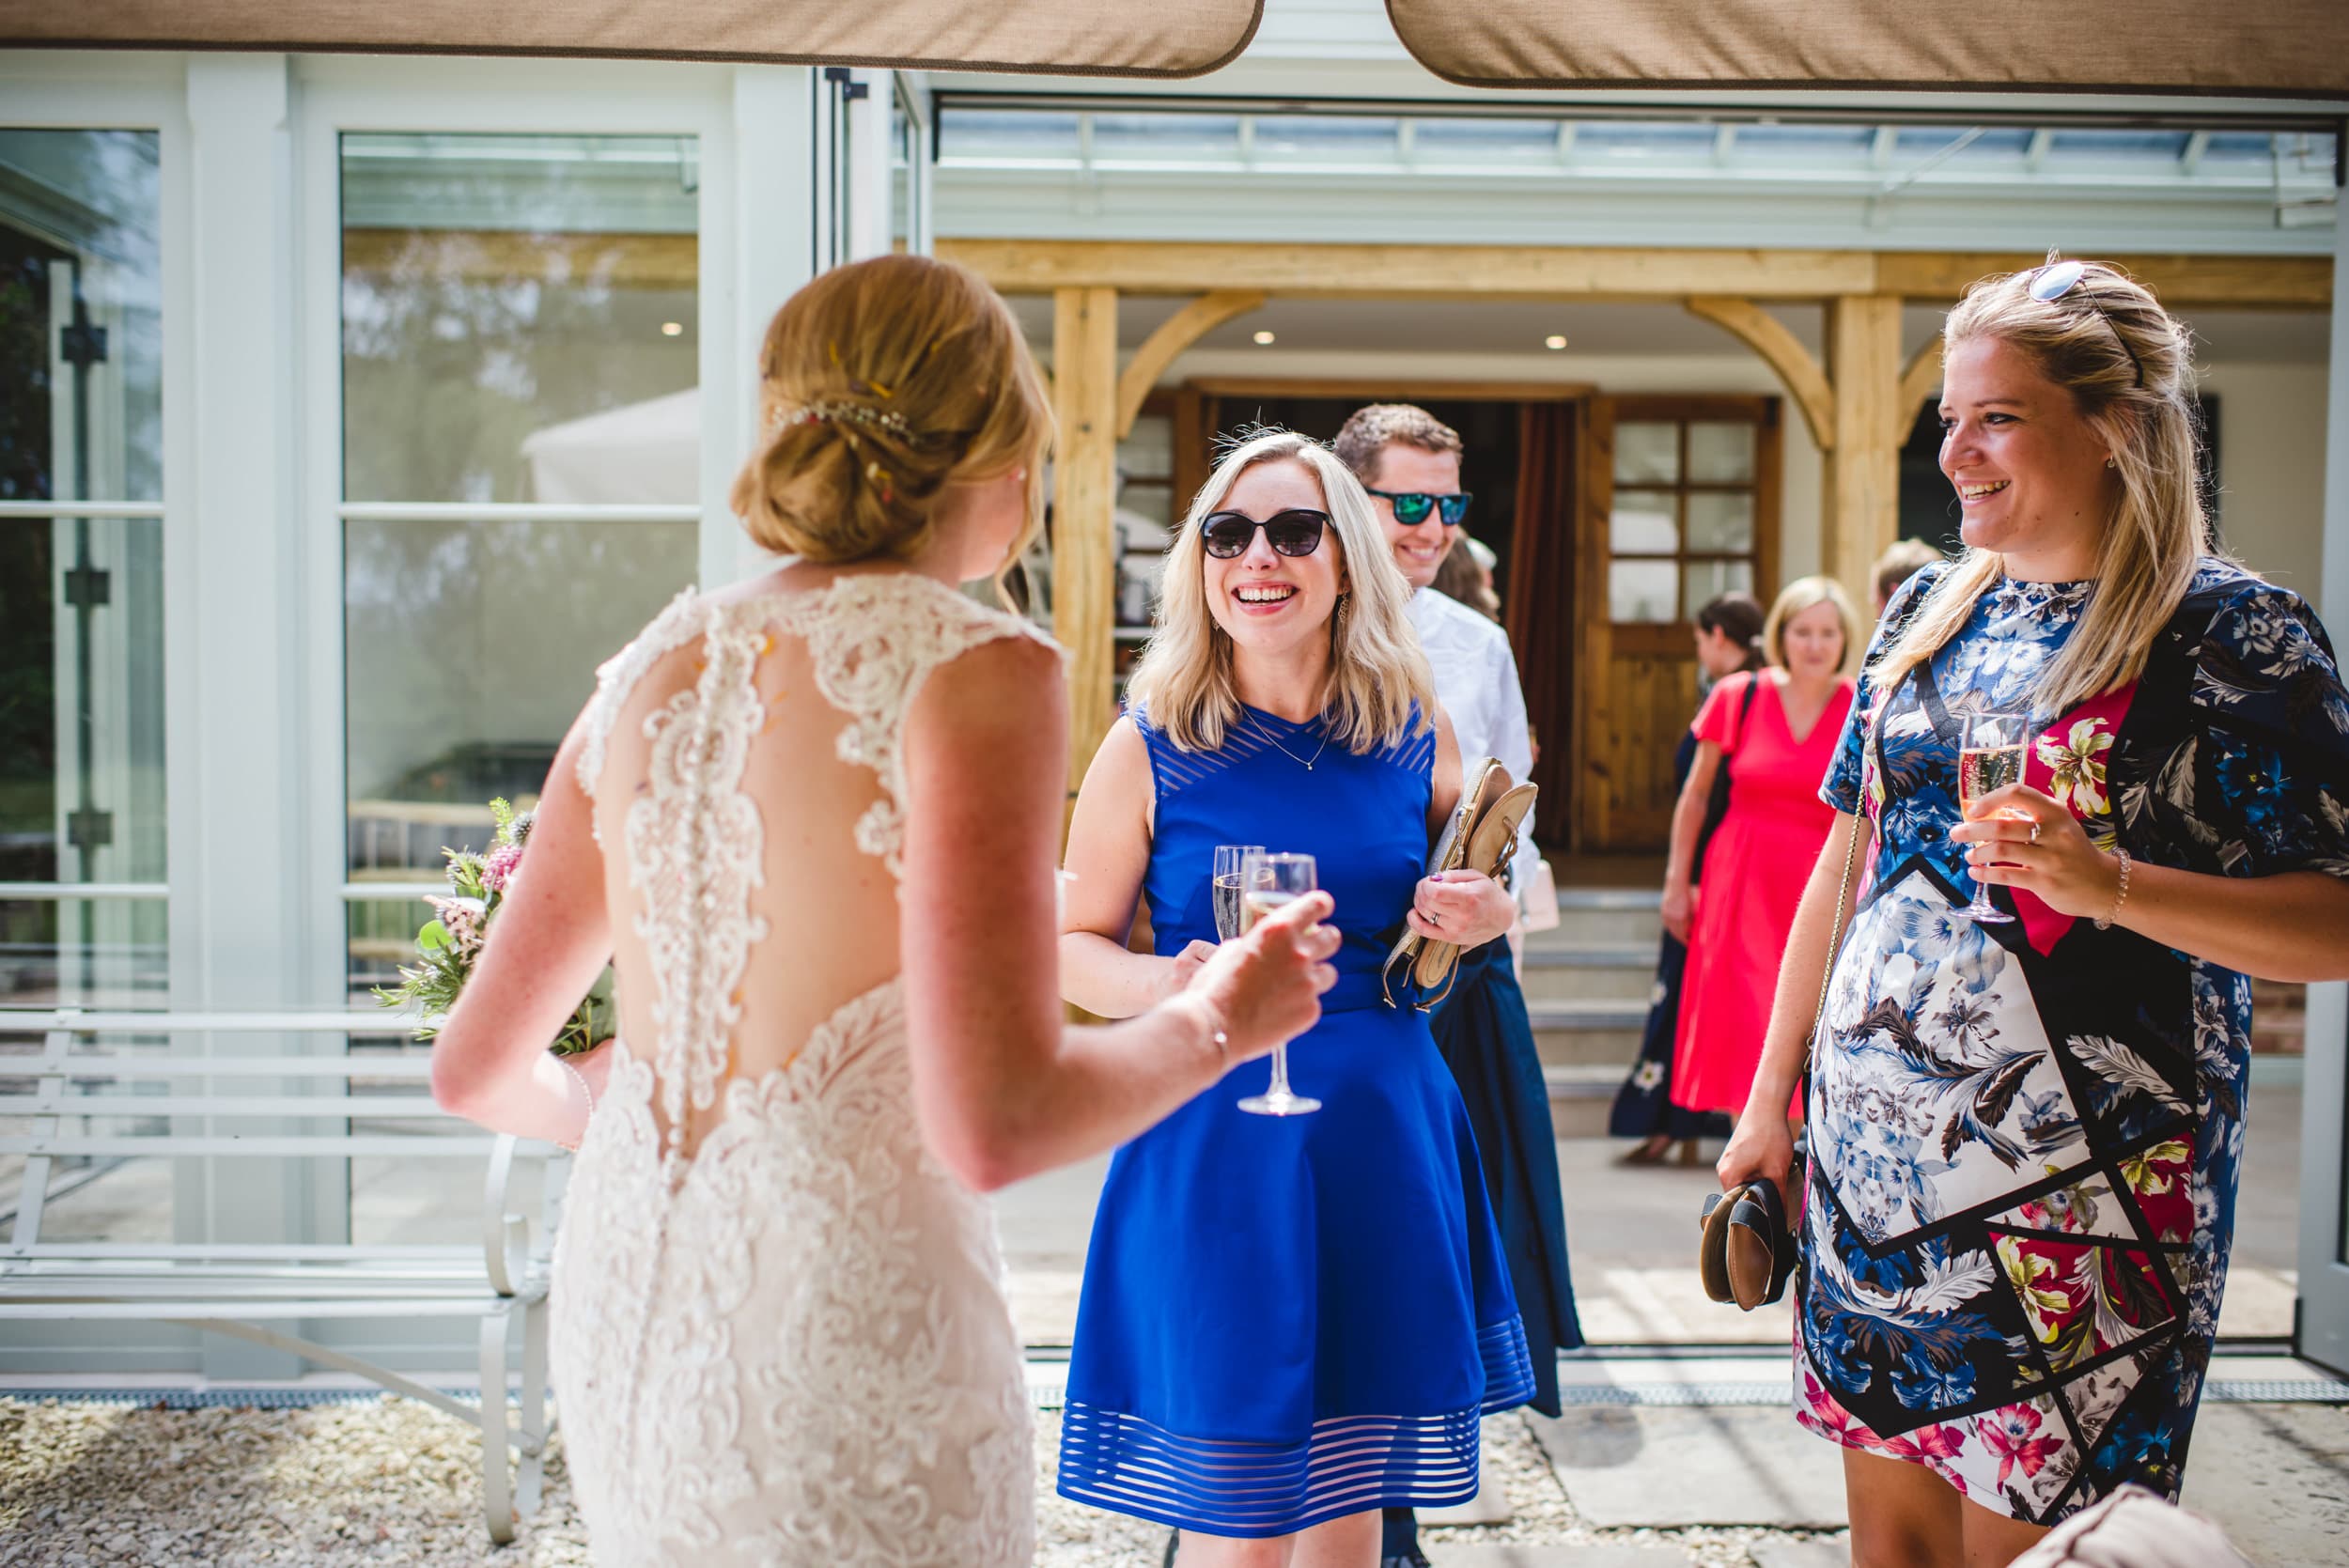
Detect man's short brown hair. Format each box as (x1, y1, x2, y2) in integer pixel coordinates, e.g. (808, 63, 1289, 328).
(1332, 403, 1463, 486)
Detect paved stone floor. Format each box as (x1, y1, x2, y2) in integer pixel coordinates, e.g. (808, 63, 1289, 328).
(992, 1080, 2309, 1347)
(3, 1358, 2343, 1565)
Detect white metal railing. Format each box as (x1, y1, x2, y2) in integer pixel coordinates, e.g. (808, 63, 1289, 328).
(0, 882, 169, 901)
(0, 1006, 561, 1542)
(0, 502, 165, 520)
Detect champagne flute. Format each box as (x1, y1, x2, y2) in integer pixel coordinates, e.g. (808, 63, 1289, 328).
(1212, 845, 1264, 942)
(1236, 850, 1321, 1116)
(1956, 710, 2032, 924)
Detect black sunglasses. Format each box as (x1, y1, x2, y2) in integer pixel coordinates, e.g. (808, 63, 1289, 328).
(1365, 488, 1472, 528)
(2028, 260, 2146, 390)
(1199, 507, 1330, 560)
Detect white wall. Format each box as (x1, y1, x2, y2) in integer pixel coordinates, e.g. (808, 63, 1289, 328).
(2201, 362, 2329, 597)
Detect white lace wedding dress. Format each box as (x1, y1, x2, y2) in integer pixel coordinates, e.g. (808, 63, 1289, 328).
(548, 571, 1045, 1566)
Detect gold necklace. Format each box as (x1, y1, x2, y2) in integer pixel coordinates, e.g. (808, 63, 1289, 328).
(1251, 713, 1330, 771)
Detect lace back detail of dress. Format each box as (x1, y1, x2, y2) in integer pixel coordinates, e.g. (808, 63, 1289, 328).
(574, 574, 1056, 1158)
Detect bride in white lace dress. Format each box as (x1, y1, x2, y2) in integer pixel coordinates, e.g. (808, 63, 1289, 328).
(428, 255, 1339, 1566)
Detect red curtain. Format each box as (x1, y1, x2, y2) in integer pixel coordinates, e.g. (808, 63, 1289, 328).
(1506, 401, 1579, 851)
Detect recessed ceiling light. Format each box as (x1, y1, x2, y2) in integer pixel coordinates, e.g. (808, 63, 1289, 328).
(661, 321, 685, 337)
(1252, 330, 1276, 346)
(1544, 334, 1568, 350)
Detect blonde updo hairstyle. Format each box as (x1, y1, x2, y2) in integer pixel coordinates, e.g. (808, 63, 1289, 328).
(1127, 428, 1434, 755)
(729, 254, 1051, 573)
(1871, 256, 2217, 716)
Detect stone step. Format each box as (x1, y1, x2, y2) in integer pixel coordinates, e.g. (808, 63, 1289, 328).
(1535, 1026, 1646, 1069)
(1532, 886, 1663, 950)
(1517, 943, 1658, 1004)
(1529, 997, 1648, 1073)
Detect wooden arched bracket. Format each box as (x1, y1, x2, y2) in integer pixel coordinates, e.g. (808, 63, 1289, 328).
(1114, 289, 1268, 440)
(1685, 295, 1837, 451)
(1893, 334, 1945, 448)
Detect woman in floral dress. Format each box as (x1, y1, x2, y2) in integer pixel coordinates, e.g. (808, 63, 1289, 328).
(1718, 257, 2349, 1566)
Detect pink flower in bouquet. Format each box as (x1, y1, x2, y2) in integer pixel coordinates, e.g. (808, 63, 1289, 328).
(429, 895, 488, 958)
(482, 842, 524, 893)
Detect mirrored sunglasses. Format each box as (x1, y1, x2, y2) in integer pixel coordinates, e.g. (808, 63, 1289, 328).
(1199, 507, 1330, 559)
(1365, 488, 1472, 528)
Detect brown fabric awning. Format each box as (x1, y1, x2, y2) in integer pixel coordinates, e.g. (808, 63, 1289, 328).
(1387, 0, 2349, 98)
(0, 0, 1263, 79)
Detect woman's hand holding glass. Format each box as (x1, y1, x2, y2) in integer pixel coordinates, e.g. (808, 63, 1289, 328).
(1952, 783, 2125, 921)
(1184, 890, 1341, 1071)
(1406, 869, 1517, 948)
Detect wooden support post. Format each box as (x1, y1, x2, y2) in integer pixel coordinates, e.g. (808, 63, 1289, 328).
(1824, 295, 1903, 610)
(1052, 287, 1121, 800)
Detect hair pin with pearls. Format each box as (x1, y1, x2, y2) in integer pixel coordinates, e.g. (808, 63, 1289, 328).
(770, 400, 916, 440)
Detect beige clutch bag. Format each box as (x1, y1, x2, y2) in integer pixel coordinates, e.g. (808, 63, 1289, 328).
(1380, 756, 1537, 1011)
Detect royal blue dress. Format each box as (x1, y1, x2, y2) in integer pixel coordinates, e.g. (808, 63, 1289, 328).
(1058, 705, 1535, 1539)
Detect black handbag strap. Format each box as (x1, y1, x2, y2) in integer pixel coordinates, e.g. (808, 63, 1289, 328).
(1702, 670, 1764, 834)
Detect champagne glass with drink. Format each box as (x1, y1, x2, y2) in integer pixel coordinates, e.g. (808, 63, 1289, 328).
(1236, 850, 1321, 1116)
(1956, 710, 2032, 924)
(1212, 845, 1265, 943)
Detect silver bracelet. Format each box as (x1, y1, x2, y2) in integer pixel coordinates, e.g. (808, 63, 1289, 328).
(2094, 848, 2133, 931)
(558, 1056, 595, 1149)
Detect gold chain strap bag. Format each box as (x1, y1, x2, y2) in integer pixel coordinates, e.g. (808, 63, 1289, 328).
(1380, 755, 1537, 1011)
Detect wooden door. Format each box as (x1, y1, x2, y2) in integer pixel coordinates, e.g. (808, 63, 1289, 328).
(1573, 395, 1781, 852)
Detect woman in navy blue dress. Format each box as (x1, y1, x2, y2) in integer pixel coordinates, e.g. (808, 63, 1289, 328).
(1058, 429, 1534, 1566)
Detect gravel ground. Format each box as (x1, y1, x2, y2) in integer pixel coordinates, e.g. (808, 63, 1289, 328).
(0, 1398, 1847, 1566)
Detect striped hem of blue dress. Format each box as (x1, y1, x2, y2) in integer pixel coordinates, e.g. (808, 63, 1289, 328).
(1055, 1316, 1536, 1538)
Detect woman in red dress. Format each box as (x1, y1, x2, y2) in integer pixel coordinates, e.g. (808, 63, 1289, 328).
(1664, 576, 1858, 1118)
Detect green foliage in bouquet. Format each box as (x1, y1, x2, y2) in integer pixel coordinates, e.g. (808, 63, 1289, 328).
(373, 798, 614, 1056)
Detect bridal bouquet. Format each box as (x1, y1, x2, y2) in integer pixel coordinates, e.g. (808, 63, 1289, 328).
(373, 797, 612, 1056)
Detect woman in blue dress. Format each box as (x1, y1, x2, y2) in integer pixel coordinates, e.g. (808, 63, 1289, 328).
(1058, 428, 1534, 1566)
(1717, 259, 2349, 1565)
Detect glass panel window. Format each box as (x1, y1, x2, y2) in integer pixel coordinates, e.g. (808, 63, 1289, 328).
(1610, 490, 1679, 554)
(1685, 558, 1754, 611)
(1687, 490, 1755, 552)
(1610, 560, 1677, 624)
(1606, 403, 1769, 624)
(1688, 422, 1756, 484)
(1613, 422, 1678, 486)
(340, 132, 699, 505)
(340, 133, 699, 1001)
(0, 130, 167, 1011)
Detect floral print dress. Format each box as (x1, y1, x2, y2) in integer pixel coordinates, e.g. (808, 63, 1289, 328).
(1796, 559, 2349, 1526)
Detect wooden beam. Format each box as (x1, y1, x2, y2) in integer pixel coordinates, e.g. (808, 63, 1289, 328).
(1824, 295, 1904, 611)
(1186, 376, 1593, 403)
(1115, 290, 1266, 440)
(1051, 287, 1121, 800)
(1892, 334, 1945, 449)
(1685, 296, 1836, 451)
(1873, 252, 2330, 310)
(341, 227, 697, 289)
(943, 238, 1882, 299)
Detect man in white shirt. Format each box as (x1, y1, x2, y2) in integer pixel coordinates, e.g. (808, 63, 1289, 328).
(1332, 404, 1581, 1568)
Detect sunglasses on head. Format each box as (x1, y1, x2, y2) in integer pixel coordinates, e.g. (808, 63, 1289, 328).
(1198, 507, 1330, 559)
(2027, 260, 2146, 390)
(1365, 488, 1472, 528)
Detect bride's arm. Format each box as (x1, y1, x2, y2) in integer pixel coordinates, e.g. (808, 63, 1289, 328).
(1058, 717, 1211, 1019)
(900, 638, 1335, 1191)
(428, 711, 614, 1144)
